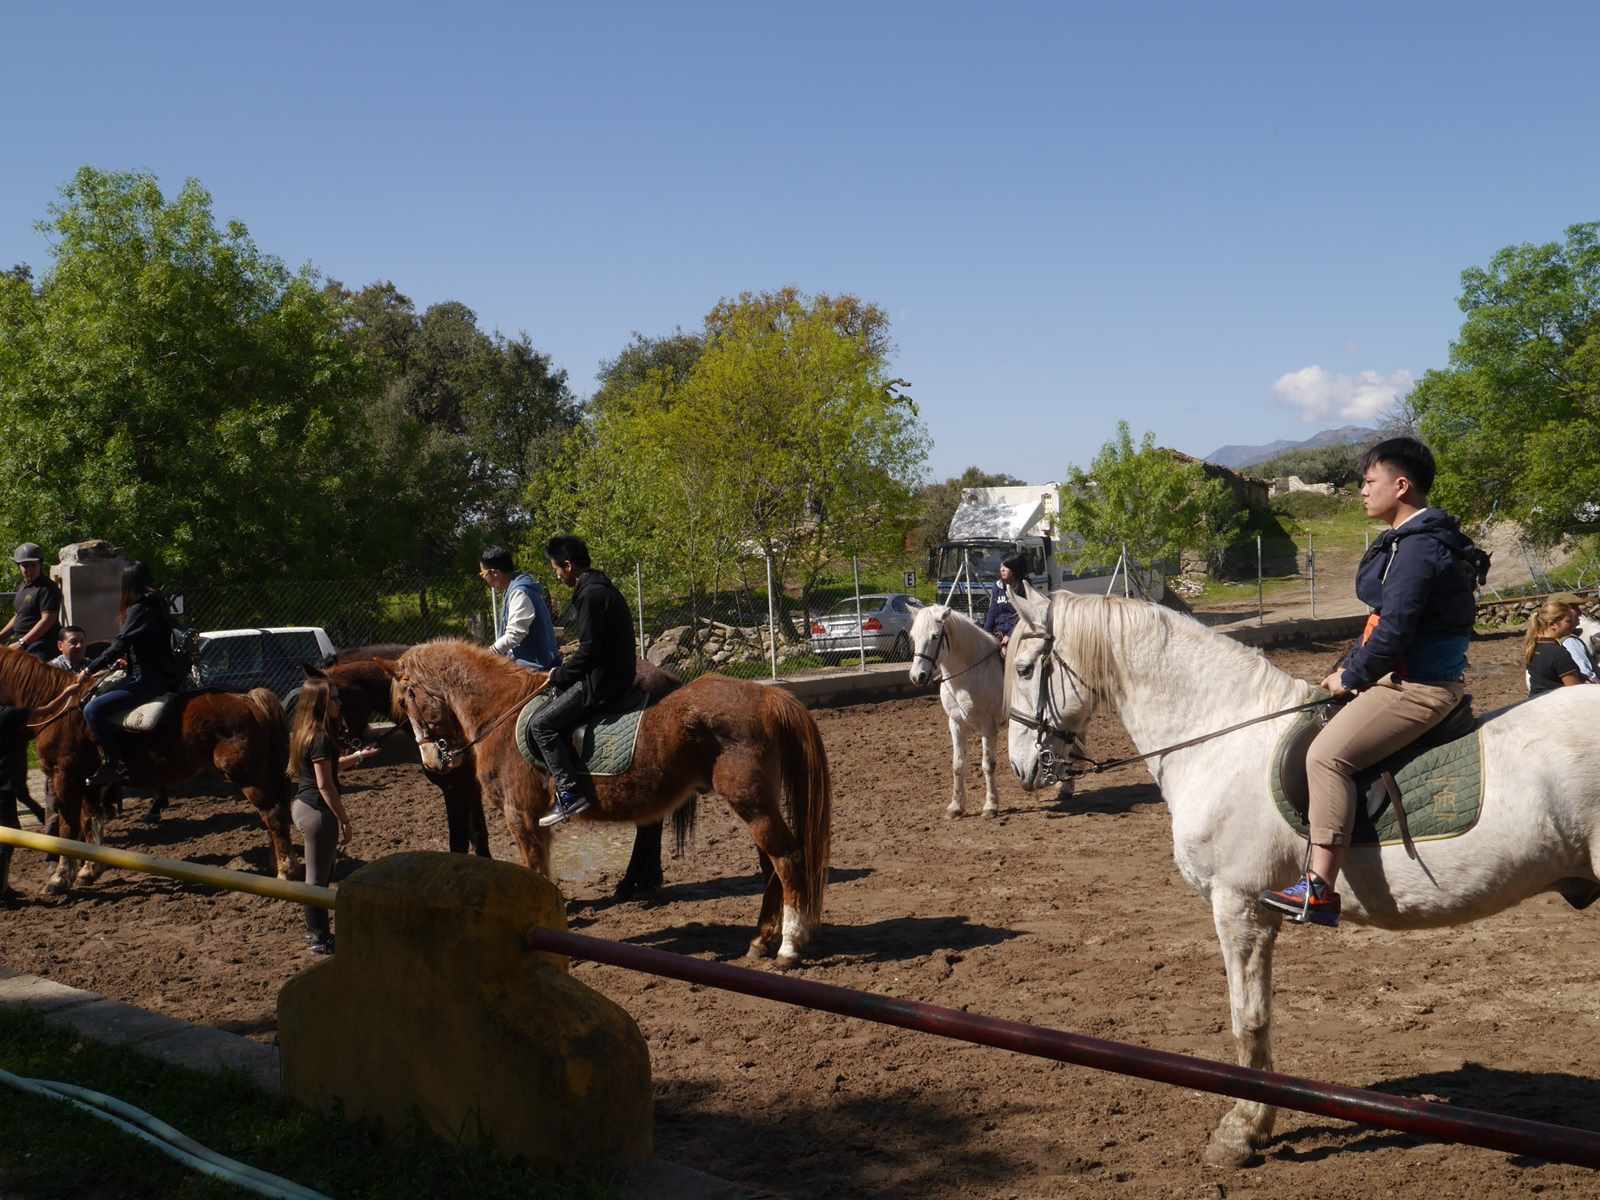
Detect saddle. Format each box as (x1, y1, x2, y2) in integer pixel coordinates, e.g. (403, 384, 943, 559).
(514, 686, 651, 778)
(94, 671, 182, 734)
(1270, 694, 1483, 851)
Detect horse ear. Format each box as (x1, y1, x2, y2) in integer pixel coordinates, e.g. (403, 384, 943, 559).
(303, 663, 328, 681)
(1010, 585, 1049, 630)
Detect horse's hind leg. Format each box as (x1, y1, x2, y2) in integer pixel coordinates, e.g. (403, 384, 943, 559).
(946, 715, 967, 818)
(1205, 888, 1282, 1167)
(979, 731, 1000, 818)
(242, 785, 295, 879)
(716, 751, 809, 967)
(749, 848, 783, 956)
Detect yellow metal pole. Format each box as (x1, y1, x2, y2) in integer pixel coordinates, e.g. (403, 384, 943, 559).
(0, 827, 334, 909)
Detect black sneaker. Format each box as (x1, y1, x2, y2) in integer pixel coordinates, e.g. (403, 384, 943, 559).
(307, 936, 335, 956)
(539, 789, 592, 828)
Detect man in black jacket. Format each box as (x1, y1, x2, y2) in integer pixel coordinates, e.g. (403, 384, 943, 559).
(530, 535, 637, 827)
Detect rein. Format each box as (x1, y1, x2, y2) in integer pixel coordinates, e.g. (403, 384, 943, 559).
(1007, 630, 1337, 783)
(407, 677, 546, 767)
(23, 670, 113, 733)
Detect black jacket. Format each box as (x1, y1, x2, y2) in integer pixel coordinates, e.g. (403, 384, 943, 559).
(86, 595, 183, 687)
(548, 570, 636, 703)
(1341, 509, 1487, 689)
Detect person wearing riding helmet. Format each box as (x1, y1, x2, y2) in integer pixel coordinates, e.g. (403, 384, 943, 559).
(81, 561, 184, 787)
(983, 555, 1030, 649)
(1260, 437, 1488, 929)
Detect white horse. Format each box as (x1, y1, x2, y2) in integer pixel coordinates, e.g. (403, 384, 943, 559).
(1002, 588, 1600, 1167)
(907, 604, 1007, 817)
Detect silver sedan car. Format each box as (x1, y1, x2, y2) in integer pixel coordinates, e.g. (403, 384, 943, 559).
(808, 593, 924, 663)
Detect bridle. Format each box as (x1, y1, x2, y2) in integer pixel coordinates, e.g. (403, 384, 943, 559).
(1006, 628, 1339, 786)
(912, 616, 1003, 686)
(400, 675, 542, 769)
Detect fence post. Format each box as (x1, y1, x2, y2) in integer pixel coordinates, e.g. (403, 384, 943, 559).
(488, 585, 501, 641)
(853, 555, 866, 673)
(1257, 534, 1263, 625)
(963, 550, 975, 622)
(765, 553, 779, 681)
(1122, 543, 1130, 598)
(635, 563, 646, 660)
(1309, 533, 1315, 619)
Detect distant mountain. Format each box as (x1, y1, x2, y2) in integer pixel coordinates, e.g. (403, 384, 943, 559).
(1205, 425, 1377, 471)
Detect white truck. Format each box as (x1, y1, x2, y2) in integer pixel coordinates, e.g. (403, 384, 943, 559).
(933, 483, 1163, 615)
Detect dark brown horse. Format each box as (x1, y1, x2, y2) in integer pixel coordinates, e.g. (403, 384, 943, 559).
(393, 639, 832, 965)
(0, 646, 291, 893)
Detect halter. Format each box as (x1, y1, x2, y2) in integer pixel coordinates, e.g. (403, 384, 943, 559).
(1006, 629, 1338, 785)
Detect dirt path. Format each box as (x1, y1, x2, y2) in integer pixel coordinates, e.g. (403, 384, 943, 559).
(4, 632, 1599, 1198)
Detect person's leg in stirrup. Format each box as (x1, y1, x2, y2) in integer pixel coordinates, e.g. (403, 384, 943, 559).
(529, 683, 595, 827)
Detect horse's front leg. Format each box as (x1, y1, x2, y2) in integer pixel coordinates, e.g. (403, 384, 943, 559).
(979, 730, 1000, 818)
(946, 714, 967, 818)
(1205, 888, 1282, 1167)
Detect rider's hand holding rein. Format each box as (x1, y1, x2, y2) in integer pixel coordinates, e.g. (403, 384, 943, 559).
(1319, 671, 1354, 699)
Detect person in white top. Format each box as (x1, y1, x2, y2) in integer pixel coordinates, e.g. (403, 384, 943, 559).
(478, 546, 561, 669)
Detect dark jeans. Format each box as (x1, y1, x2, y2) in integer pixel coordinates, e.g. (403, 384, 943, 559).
(525, 683, 597, 797)
(1, 748, 27, 892)
(83, 673, 170, 764)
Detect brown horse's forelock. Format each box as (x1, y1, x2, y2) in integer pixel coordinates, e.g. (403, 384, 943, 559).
(0, 646, 78, 710)
(397, 639, 535, 731)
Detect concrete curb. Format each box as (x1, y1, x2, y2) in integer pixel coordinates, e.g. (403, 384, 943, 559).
(0, 966, 766, 1197)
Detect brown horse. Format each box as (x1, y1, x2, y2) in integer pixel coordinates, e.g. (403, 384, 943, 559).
(345, 648, 691, 891)
(0, 646, 292, 893)
(393, 639, 832, 965)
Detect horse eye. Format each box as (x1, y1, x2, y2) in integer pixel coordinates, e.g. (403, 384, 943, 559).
(1017, 662, 1035, 680)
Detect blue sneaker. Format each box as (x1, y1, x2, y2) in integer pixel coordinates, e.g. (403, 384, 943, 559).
(1259, 875, 1341, 927)
(539, 789, 592, 828)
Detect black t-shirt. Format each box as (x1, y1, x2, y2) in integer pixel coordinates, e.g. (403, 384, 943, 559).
(1528, 640, 1581, 698)
(293, 731, 339, 808)
(11, 577, 62, 649)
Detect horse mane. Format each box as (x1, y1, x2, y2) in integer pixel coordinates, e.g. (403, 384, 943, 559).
(1047, 593, 1305, 706)
(0, 646, 78, 709)
(398, 639, 535, 718)
(918, 603, 998, 655)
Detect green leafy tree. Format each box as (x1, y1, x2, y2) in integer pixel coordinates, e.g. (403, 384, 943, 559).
(0, 168, 370, 577)
(1412, 223, 1600, 543)
(1061, 424, 1245, 571)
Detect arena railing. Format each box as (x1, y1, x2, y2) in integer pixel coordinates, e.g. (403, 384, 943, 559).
(6, 824, 1600, 1170)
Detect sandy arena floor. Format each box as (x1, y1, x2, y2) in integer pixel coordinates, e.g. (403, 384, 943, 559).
(4, 630, 1599, 1198)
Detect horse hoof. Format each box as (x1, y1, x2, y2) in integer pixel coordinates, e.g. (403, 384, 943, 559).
(43, 875, 69, 896)
(774, 949, 802, 971)
(141, 806, 164, 826)
(74, 867, 98, 886)
(747, 937, 776, 959)
(1203, 1135, 1258, 1170)
(982, 806, 999, 819)
(944, 807, 961, 819)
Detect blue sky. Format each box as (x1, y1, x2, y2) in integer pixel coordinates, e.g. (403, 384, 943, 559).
(6, 2, 1597, 483)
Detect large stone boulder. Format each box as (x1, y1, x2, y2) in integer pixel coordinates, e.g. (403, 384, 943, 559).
(278, 852, 653, 1167)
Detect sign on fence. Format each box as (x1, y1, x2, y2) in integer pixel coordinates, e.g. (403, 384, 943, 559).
(903, 570, 916, 590)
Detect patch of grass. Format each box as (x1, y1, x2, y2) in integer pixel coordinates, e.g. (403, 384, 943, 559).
(0, 1007, 614, 1200)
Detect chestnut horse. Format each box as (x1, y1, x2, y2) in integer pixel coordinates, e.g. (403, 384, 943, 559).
(0, 646, 291, 893)
(393, 639, 832, 965)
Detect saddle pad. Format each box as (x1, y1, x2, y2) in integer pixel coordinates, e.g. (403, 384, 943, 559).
(120, 697, 175, 732)
(1269, 710, 1485, 846)
(514, 690, 648, 777)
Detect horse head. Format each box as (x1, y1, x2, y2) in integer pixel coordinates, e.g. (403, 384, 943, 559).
(907, 604, 951, 687)
(390, 662, 476, 774)
(1004, 587, 1091, 793)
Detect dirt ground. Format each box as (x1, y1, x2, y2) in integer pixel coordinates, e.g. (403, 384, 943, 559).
(5, 630, 1600, 1198)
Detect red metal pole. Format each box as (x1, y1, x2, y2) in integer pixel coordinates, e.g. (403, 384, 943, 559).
(528, 925, 1600, 1169)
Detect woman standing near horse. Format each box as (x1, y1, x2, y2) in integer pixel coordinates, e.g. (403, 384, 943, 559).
(80, 562, 184, 788)
(1259, 438, 1489, 928)
(288, 668, 377, 954)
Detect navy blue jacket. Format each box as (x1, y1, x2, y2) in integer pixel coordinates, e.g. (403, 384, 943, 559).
(1340, 509, 1487, 690)
(982, 583, 1019, 639)
(548, 570, 636, 703)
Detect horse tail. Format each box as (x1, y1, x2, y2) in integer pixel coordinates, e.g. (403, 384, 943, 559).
(761, 686, 832, 925)
(670, 795, 698, 857)
(243, 687, 290, 805)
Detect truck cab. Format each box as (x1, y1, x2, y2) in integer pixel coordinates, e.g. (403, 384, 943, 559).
(933, 485, 1063, 617)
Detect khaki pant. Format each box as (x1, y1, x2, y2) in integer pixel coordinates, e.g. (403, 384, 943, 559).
(1307, 674, 1465, 846)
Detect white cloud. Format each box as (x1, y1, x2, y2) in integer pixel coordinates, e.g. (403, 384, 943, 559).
(1271, 366, 1415, 423)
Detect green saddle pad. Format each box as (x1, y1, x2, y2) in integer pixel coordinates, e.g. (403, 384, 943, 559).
(1269, 710, 1485, 846)
(514, 690, 648, 777)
